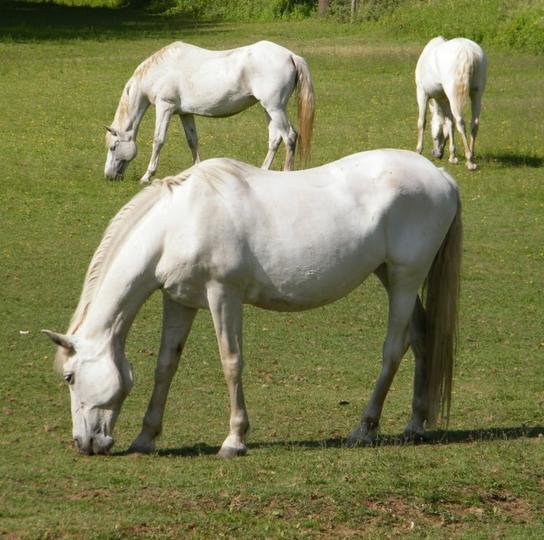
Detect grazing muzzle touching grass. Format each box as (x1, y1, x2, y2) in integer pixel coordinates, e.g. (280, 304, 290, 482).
(104, 127, 137, 180)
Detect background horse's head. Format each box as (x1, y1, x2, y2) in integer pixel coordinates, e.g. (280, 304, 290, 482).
(104, 127, 137, 180)
(42, 330, 134, 454)
(429, 99, 448, 159)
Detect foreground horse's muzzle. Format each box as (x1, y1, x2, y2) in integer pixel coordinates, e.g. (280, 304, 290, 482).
(73, 435, 114, 455)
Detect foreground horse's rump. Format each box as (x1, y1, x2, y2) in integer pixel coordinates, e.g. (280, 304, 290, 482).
(104, 40, 315, 183)
(44, 149, 462, 458)
(415, 36, 487, 170)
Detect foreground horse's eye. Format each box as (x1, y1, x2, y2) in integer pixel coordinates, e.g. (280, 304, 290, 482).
(64, 373, 74, 385)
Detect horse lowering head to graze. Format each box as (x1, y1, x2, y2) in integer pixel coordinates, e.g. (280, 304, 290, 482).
(104, 40, 315, 184)
(46, 149, 461, 458)
(415, 36, 487, 170)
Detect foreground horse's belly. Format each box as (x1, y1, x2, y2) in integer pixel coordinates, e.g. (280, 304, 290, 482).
(245, 255, 381, 312)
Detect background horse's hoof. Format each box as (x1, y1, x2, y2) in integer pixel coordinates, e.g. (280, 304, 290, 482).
(448, 156, 459, 164)
(466, 161, 477, 171)
(127, 435, 156, 454)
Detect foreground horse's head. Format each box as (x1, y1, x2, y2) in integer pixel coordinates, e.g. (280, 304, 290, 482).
(42, 330, 134, 454)
(104, 127, 137, 180)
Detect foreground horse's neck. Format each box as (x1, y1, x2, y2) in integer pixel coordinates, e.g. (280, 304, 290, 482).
(69, 186, 168, 346)
(112, 77, 149, 136)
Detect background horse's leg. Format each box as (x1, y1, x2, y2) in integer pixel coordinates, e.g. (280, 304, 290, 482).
(128, 295, 197, 454)
(180, 114, 201, 165)
(469, 91, 483, 159)
(261, 109, 297, 171)
(140, 100, 175, 184)
(207, 283, 249, 458)
(415, 87, 428, 154)
(441, 101, 458, 164)
(347, 265, 419, 446)
(448, 95, 476, 170)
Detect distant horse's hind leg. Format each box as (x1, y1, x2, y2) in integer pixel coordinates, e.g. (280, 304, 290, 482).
(347, 265, 418, 446)
(262, 109, 297, 171)
(129, 295, 197, 454)
(469, 91, 483, 160)
(449, 97, 476, 170)
(207, 283, 250, 458)
(415, 87, 429, 154)
(180, 113, 201, 165)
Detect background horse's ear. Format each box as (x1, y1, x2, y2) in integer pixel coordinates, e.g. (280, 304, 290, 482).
(41, 329, 75, 352)
(105, 126, 118, 136)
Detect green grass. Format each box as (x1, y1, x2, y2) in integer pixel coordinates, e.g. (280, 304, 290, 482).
(1, 7, 543, 539)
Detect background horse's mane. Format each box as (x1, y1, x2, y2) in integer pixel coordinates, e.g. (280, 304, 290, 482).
(68, 169, 193, 334)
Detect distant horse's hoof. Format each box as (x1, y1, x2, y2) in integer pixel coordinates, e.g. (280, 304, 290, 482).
(217, 444, 248, 459)
(448, 156, 459, 164)
(466, 161, 477, 171)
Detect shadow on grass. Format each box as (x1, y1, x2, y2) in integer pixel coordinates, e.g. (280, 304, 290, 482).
(116, 425, 544, 458)
(0, 1, 221, 41)
(481, 152, 544, 168)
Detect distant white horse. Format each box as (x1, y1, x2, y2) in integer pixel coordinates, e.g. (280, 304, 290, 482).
(104, 40, 315, 183)
(415, 37, 487, 170)
(44, 149, 462, 458)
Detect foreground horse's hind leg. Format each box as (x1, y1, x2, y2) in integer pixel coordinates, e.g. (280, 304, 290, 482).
(129, 296, 197, 454)
(141, 100, 175, 184)
(347, 266, 417, 446)
(262, 109, 297, 171)
(403, 296, 429, 441)
(207, 283, 250, 458)
(180, 114, 201, 165)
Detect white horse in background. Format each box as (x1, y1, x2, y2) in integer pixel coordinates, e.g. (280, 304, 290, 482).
(104, 40, 315, 183)
(44, 149, 462, 458)
(415, 37, 487, 170)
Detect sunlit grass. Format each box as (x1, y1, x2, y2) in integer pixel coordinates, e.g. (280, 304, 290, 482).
(1, 12, 543, 539)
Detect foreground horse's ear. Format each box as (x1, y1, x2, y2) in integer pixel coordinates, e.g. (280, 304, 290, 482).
(105, 126, 118, 137)
(41, 330, 75, 352)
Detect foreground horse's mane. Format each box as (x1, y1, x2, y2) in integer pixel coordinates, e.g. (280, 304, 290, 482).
(68, 169, 194, 334)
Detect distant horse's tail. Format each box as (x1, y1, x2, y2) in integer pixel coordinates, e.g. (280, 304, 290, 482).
(423, 189, 462, 427)
(292, 54, 315, 168)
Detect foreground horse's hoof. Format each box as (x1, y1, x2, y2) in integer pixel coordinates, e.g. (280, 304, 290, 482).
(346, 425, 378, 447)
(127, 435, 156, 454)
(217, 444, 248, 459)
(401, 429, 428, 444)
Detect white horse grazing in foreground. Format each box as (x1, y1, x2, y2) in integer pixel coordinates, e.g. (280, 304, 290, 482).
(415, 36, 487, 170)
(104, 40, 315, 183)
(44, 149, 462, 458)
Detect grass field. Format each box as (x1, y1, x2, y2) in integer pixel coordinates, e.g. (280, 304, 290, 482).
(1, 2, 543, 538)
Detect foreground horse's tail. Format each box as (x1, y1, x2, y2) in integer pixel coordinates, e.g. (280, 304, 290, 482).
(423, 189, 462, 427)
(292, 54, 315, 168)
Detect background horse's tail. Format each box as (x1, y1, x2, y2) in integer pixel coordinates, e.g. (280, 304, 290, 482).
(292, 54, 315, 168)
(423, 189, 462, 427)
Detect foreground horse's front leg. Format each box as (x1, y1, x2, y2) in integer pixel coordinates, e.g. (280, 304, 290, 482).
(140, 100, 175, 184)
(207, 283, 249, 458)
(348, 272, 416, 446)
(180, 114, 201, 165)
(129, 296, 197, 453)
